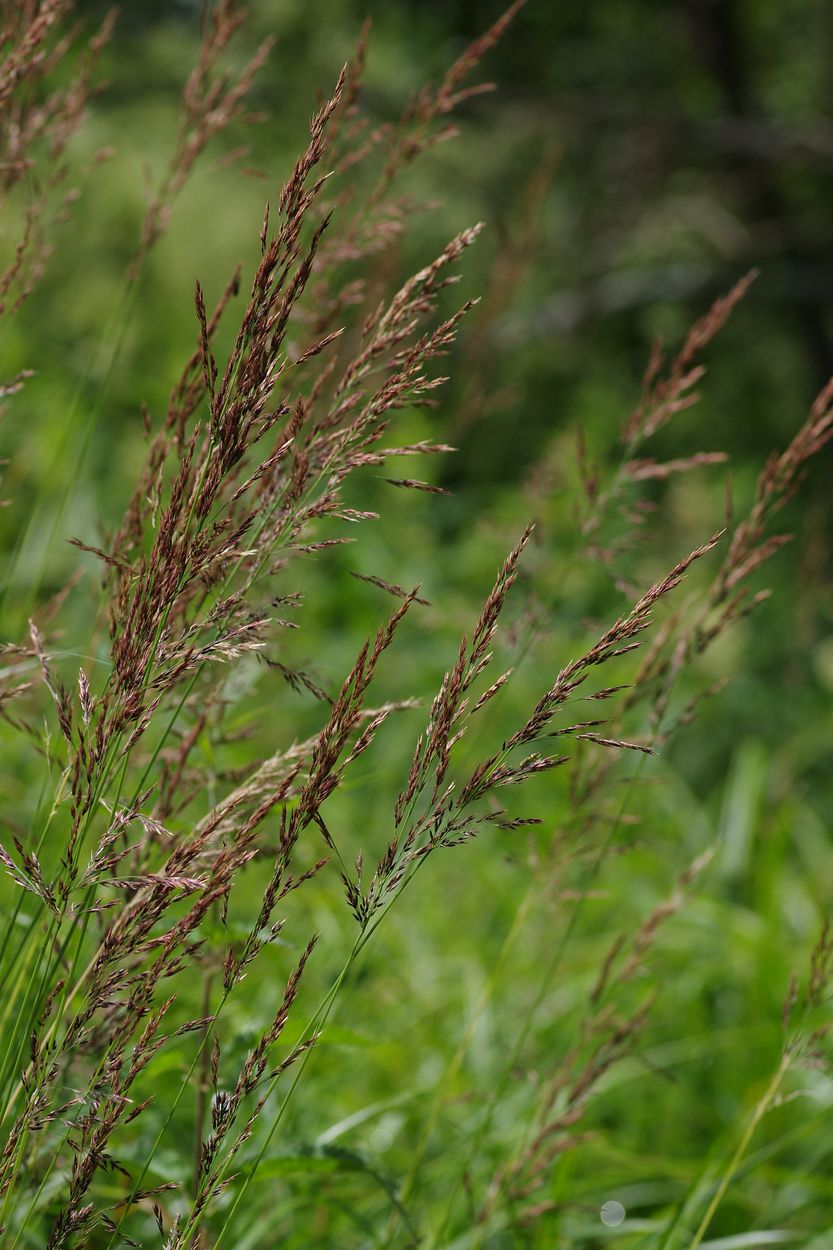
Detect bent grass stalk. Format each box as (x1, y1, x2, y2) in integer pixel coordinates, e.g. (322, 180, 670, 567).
(196, 851, 438, 1250)
(424, 750, 653, 1250)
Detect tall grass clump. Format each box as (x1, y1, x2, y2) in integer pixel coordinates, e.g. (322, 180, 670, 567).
(1, 2, 832, 1247)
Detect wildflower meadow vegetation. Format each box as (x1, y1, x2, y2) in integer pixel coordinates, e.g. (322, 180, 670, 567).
(1, 2, 833, 1247)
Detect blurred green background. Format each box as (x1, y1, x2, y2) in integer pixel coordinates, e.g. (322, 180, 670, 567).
(3, 1, 833, 1245)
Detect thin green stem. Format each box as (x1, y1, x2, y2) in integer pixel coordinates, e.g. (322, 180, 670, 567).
(0, 915, 59, 1126)
(202, 936, 363, 1250)
(687, 1054, 790, 1250)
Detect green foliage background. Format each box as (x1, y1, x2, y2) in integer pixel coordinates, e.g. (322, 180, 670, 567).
(2, 1, 833, 1245)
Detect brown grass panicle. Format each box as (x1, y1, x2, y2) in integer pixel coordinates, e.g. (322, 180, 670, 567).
(574, 271, 757, 589)
(340, 532, 719, 937)
(0, 0, 114, 323)
(0, 5, 549, 1245)
(476, 848, 715, 1232)
(1, 0, 284, 640)
(133, 0, 274, 274)
(516, 268, 833, 830)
